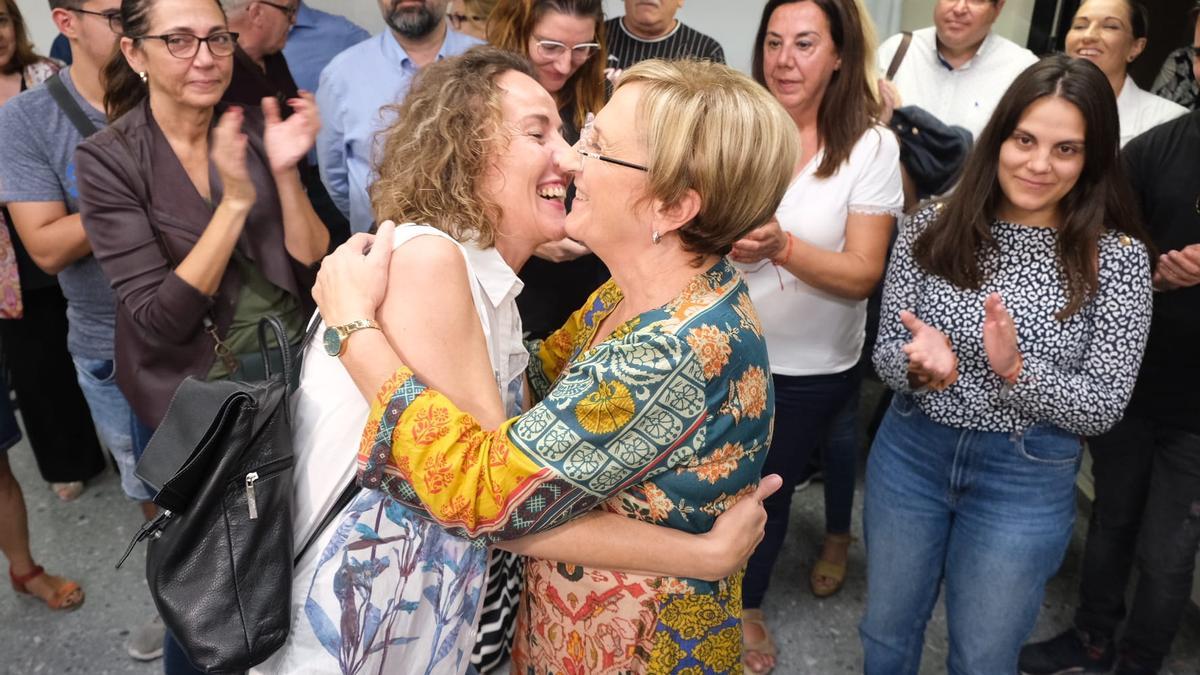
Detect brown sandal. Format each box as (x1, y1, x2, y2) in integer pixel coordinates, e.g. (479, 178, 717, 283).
(742, 607, 777, 674)
(9, 565, 85, 610)
(810, 533, 854, 598)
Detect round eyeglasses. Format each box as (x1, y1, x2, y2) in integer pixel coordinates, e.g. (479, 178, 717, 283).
(140, 31, 240, 59)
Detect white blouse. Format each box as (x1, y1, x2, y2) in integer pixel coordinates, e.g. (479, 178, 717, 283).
(1116, 75, 1188, 147)
(738, 126, 903, 376)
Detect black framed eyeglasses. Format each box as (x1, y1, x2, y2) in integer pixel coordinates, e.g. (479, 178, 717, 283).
(139, 31, 240, 59)
(70, 7, 123, 34)
(256, 0, 298, 24)
(576, 112, 648, 172)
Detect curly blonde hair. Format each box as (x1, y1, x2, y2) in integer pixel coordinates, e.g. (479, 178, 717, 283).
(369, 47, 537, 245)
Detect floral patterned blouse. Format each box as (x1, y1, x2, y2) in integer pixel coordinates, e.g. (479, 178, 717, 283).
(358, 257, 773, 674)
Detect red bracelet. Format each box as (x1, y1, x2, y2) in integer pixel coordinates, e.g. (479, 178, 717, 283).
(771, 233, 794, 266)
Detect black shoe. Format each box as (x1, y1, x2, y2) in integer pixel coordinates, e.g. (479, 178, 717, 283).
(1113, 654, 1159, 675)
(1019, 628, 1115, 675)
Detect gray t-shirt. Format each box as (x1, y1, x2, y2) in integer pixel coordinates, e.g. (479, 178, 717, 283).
(0, 67, 117, 360)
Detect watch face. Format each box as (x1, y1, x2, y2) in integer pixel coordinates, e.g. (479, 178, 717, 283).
(323, 326, 342, 357)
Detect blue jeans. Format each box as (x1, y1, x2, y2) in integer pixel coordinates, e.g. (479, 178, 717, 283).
(72, 356, 154, 501)
(861, 394, 1081, 675)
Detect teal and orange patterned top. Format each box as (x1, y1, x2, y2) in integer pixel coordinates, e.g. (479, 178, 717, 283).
(357, 258, 773, 674)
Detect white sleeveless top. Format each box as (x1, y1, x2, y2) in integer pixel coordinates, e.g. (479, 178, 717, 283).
(287, 223, 527, 552)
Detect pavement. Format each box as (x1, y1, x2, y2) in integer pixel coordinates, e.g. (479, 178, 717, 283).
(2, 384, 1198, 674)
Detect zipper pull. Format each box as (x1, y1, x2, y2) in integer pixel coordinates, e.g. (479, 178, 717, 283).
(115, 509, 173, 569)
(245, 472, 260, 520)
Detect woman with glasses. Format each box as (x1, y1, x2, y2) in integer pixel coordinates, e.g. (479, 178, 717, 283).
(316, 57, 799, 675)
(1065, 0, 1187, 146)
(729, 2, 901, 671)
(487, 0, 609, 342)
(448, 0, 497, 40)
(73, 0, 328, 670)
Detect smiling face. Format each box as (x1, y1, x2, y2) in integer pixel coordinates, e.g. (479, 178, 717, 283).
(934, 0, 1003, 55)
(567, 82, 653, 254)
(622, 0, 683, 39)
(996, 95, 1087, 229)
(1065, 0, 1144, 84)
(480, 70, 574, 247)
(527, 10, 597, 94)
(761, 1, 841, 119)
(124, 0, 234, 111)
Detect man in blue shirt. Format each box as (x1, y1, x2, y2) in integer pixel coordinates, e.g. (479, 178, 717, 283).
(282, 1, 370, 95)
(316, 0, 481, 233)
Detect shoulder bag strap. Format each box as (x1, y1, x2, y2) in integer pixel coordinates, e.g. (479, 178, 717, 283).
(46, 73, 100, 139)
(886, 31, 914, 82)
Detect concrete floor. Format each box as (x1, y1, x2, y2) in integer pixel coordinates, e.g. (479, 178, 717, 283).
(2, 388, 1199, 674)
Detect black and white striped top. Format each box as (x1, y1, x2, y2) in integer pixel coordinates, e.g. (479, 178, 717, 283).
(603, 17, 725, 72)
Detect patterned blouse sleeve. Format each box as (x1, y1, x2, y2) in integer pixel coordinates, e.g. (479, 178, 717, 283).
(1001, 237, 1153, 436)
(872, 206, 935, 393)
(357, 329, 708, 543)
(525, 302, 587, 402)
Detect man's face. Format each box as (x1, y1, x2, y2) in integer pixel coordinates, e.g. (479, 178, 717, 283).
(379, 0, 449, 39)
(72, 0, 124, 66)
(934, 0, 1003, 54)
(622, 0, 683, 38)
(1192, 19, 1200, 86)
(259, 0, 298, 54)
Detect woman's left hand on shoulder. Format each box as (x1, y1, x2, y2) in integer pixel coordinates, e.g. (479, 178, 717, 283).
(262, 91, 321, 175)
(313, 221, 394, 326)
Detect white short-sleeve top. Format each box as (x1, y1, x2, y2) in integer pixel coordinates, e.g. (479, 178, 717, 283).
(738, 126, 903, 376)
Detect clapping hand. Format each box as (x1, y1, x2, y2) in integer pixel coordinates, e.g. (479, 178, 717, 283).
(900, 310, 958, 391)
(262, 91, 320, 176)
(982, 292, 1022, 383)
(211, 106, 256, 208)
(1152, 244, 1200, 291)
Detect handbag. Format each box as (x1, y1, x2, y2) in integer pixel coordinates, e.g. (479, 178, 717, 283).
(118, 315, 298, 673)
(884, 32, 975, 199)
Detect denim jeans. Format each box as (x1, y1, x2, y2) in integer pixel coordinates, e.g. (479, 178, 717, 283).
(72, 356, 155, 501)
(860, 394, 1080, 675)
(820, 379, 861, 534)
(1074, 413, 1200, 670)
(742, 368, 858, 609)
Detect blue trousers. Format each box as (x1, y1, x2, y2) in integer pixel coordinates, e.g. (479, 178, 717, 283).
(860, 393, 1080, 675)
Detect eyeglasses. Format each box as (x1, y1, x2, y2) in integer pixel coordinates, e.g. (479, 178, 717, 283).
(256, 1, 297, 24)
(70, 7, 123, 34)
(447, 13, 486, 30)
(140, 31, 239, 59)
(575, 112, 648, 172)
(534, 38, 601, 64)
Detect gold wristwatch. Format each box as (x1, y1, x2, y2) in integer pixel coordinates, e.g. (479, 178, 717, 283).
(323, 319, 381, 357)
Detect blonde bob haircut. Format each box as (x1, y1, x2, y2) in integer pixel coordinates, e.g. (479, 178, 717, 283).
(369, 47, 537, 244)
(617, 59, 800, 257)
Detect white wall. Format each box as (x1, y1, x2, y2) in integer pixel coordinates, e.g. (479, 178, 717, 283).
(900, 0, 1036, 45)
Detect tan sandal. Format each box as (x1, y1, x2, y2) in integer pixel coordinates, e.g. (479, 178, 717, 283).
(742, 607, 777, 674)
(810, 533, 854, 598)
(50, 481, 84, 502)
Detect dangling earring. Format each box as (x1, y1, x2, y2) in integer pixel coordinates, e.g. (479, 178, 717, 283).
(652, 230, 662, 245)
(139, 71, 148, 83)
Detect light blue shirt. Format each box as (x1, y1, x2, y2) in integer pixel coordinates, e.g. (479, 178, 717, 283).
(316, 28, 482, 233)
(283, 2, 370, 95)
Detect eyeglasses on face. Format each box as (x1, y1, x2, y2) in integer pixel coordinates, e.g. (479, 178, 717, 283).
(575, 112, 648, 172)
(534, 38, 601, 63)
(139, 31, 240, 59)
(256, 0, 298, 24)
(70, 7, 124, 34)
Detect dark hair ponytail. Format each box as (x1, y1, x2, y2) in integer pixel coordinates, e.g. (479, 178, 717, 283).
(102, 0, 157, 121)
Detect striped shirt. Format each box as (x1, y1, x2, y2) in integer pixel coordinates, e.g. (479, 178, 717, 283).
(603, 17, 725, 73)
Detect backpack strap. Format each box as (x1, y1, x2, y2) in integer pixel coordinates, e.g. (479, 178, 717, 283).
(886, 31, 914, 82)
(46, 73, 100, 138)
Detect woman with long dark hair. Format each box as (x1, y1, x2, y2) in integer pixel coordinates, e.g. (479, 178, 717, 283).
(861, 54, 1153, 674)
(731, 1, 901, 671)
